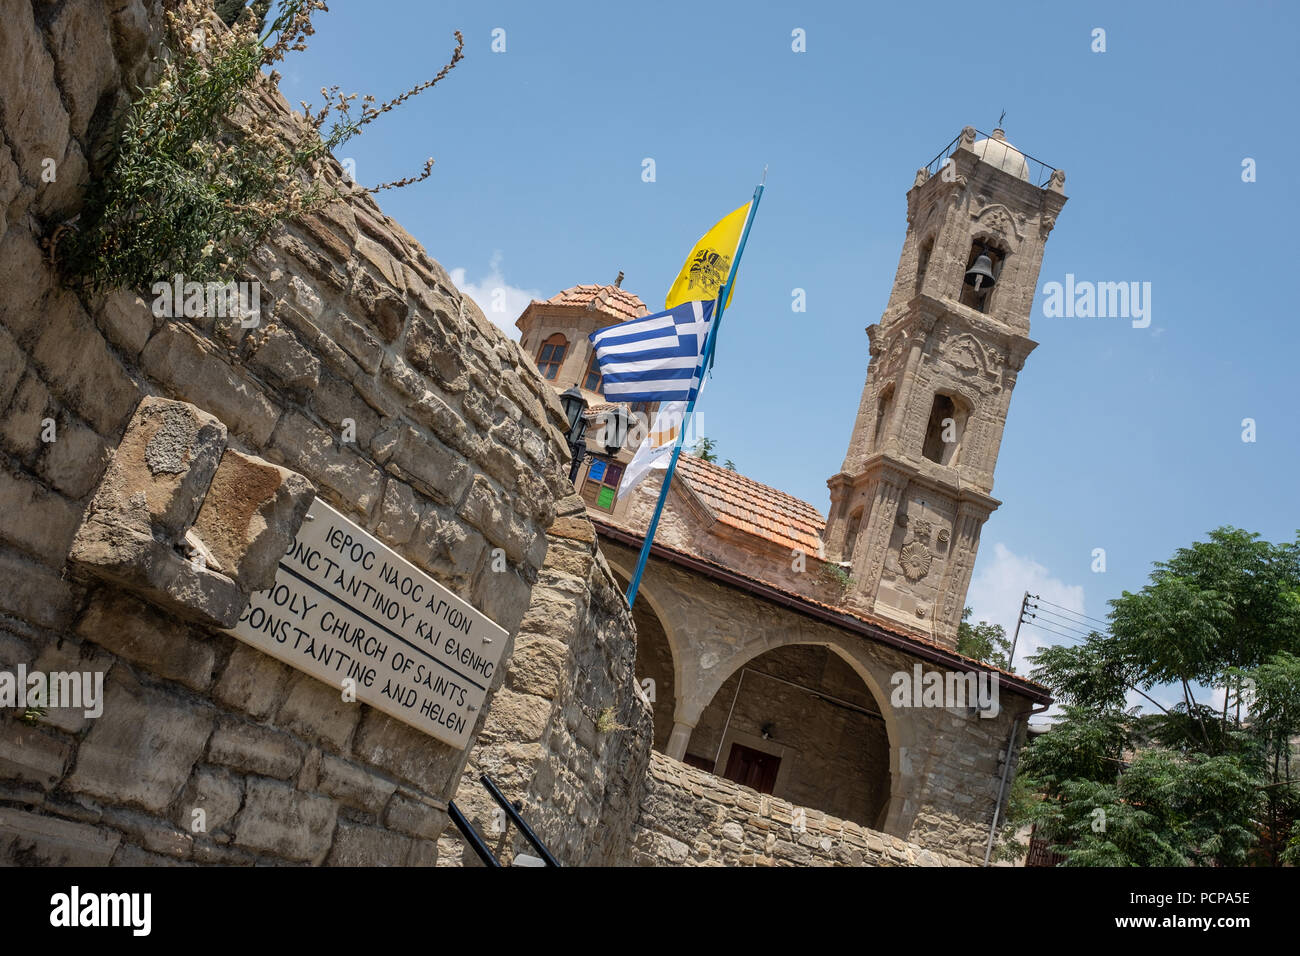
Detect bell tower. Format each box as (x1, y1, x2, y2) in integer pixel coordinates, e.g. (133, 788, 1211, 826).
(823, 126, 1067, 649)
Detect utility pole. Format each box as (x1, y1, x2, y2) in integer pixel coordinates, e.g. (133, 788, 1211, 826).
(1008, 591, 1030, 669)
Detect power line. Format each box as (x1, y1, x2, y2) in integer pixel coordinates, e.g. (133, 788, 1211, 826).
(1026, 605, 1105, 637)
(1029, 595, 1110, 628)
(1024, 608, 1097, 639)
(1021, 618, 1091, 645)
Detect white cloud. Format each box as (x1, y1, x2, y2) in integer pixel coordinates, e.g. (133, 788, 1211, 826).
(449, 251, 540, 340)
(966, 542, 1089, 676)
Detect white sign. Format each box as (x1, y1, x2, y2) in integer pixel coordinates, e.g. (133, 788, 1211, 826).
(228, 498, 508, 750)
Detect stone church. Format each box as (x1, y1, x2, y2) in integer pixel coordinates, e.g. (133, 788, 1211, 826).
(0, 0, 1064, 866)
(514, 127, 1065, 850)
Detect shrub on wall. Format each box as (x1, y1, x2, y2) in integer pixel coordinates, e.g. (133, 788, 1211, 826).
(53, 0, 463, 295)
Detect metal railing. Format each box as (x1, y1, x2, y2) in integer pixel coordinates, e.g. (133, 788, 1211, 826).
(922, 129, 1059, 189)
(445, 772, 562, 867)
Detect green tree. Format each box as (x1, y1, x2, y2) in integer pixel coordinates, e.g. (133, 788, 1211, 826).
(955, 607, 1013, 671)
(1004, 526, 1300, 866)
(691, 437, 718, 463)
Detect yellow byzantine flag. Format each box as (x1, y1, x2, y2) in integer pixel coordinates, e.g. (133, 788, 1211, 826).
(665, 202, 750, 310)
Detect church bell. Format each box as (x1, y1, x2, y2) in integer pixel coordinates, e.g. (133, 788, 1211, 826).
(964, 252, 997, 291)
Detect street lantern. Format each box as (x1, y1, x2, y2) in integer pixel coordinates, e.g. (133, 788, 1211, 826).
(559, 387, 590, 483)
(559, 386, 587, 438)
(597, 403, 628, 457)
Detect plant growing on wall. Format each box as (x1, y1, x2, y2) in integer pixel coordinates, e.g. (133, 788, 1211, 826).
(53, 0, 463, 294)
(819, 561, 854, 594)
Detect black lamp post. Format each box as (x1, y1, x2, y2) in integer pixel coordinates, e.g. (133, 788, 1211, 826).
(559, 387, 628, 483)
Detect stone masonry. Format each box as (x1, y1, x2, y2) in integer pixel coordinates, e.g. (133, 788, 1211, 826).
(0, 0, 646, 866)
(631, 751, 966, 867)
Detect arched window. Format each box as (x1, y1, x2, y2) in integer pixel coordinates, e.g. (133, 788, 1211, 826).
(959, 243, 1005, 313)
(922, 393, 969, 466)
(915, 236, 934, 295)
(582, 350, 602, 392)
(873, 383, 895, 451)
(843, 508, 863, 564)
(536, 333, 568, 380)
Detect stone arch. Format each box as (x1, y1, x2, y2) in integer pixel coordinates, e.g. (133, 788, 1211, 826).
(604, 557, 686, 753)
(683, 630, 920, 837)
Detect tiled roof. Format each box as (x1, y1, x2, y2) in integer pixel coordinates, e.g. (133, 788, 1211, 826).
(589, 515, 1050, 701)
(677, 455, 826, 554)
(538, 284, 649, 322)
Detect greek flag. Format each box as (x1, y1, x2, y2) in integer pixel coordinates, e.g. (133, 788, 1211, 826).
(588, 300, 714, 402)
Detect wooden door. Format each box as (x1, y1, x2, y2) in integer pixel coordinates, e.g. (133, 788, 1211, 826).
(723, 743, 780, 794)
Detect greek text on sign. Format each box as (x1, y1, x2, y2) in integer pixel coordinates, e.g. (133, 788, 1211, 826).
(228, 498, 507, 750)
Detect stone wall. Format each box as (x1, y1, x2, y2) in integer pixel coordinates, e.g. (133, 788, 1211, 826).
(0, 0, 647, 866)
(437, 497, 653, 867)
(629, 751, 967, 867)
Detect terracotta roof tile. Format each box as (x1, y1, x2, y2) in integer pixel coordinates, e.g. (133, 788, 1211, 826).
(537, 283, 649, 323)
(589, 515, 1049, 699)
(677, 455, 826, 554)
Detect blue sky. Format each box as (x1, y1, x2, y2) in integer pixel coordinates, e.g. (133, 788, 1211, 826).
(280, 1, 1300, 706)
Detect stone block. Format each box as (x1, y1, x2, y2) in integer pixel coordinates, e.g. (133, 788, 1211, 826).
(505, 635, 567, 699)
(82, 395, 227, 540)
(309, 372, 380, 448)
(29, 296, 140, 436)
(175, 767, 243, 835)
(0, 466, 81, 566)
(140, 322, 280, 445)
(0, 547, 78, 630)
(374, 478, 420, 546)
(44, 0, 120, 137)
(76, 590, 216, 691)
(0, 808, 120, 866)
(69, 515, 247, 628)
(207, 717, 305, 780)
(65, 673, 215, 814)
(38, 415, 111, 500)
(0, 324, 25, 412)
(0, 371, 51, 460)
(351, 709, 463, 796)
(233, 776, 337, 863)
(275, 671, 361, 751)
(384, 790, 449, 840)
(213, 641, 291, 720)
(458, 474, 534, 563)
(0, 0, 70, 176)
(0, 720, 71, 789)
(479, 688, 552, 745)
(381, 424, 471, 507)
(190, 449, 314, 591)
(0, 228, 55, 341)
(407, 502, 487, 593)
(316, 754, 398, 812)
(247, 322, 321, 392)
(325, 819, 414, 866)
(270, 411, 382, 517)
(405, 312, 467, 387)
(96, 289, 155, 359)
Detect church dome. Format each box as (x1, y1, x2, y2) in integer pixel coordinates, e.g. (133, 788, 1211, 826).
(971, 129, 1030, 181)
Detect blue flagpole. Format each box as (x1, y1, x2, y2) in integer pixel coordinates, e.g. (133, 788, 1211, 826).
(625, 181, 765, 608)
